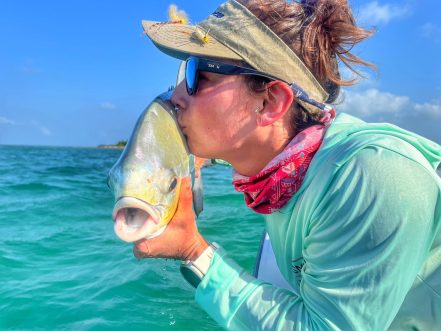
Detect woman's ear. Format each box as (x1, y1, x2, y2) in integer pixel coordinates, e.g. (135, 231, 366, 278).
(256, 81, 294, 127)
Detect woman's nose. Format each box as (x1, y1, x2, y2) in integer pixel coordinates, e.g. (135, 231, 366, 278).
(171, 80, 188, 110)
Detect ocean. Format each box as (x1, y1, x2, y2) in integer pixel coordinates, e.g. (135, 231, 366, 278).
(0, 145, 264, 331)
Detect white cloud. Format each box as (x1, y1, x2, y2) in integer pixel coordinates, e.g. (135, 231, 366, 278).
(40, 127, 51, 136)
(338, 88, 441, 143)
(100, 102, 117, 110)
(0, 117, 52, 136)
(414, 101, 441, 118)
(31, 120, 51, 136)
(0, 116, 16, 125)
(421, 22, 441, 42)
(339, 89, 411, 118)
(358, 1, 411, 26)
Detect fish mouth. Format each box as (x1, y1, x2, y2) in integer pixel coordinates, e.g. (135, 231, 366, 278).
(112, 197, 163, 242)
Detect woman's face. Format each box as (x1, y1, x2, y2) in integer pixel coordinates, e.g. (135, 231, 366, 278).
(171, 72, 258, 161)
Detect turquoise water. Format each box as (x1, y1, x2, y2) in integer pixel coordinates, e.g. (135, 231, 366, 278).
(0, 145, 264, 330)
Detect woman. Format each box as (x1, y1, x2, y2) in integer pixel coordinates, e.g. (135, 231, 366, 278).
(135, 0, 441, 329)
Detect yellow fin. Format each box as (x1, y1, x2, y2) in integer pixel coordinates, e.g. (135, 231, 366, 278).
(168, 4, 188, 25)
(193, 26, 210, 44)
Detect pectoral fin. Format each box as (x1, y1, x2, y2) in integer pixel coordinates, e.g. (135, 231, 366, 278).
(191, 156, 211, 217)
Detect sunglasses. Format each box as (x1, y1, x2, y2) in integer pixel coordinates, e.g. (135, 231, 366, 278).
(184, 56, 281, 96)
(183, 56, 333, 113)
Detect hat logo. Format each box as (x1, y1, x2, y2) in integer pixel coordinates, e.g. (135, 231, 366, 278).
(208, 63, 221, 69)
(211, 11, 224, 18)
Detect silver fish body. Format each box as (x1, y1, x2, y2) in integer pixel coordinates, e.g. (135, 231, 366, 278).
(107, 91, 191, 242)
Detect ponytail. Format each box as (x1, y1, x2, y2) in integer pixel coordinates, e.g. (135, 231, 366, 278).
(238, 0, 375, 102)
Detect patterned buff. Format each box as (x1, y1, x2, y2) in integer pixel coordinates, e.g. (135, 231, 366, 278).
(233, 111, 335, 214)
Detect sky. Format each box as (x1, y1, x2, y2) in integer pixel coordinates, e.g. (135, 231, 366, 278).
(0, 0, 440, 147)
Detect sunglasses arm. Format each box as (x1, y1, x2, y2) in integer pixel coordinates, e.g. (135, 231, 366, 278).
(290, 82, 335, 114)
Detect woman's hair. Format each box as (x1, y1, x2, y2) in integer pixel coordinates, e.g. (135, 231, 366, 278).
(238, 0, 375, 132)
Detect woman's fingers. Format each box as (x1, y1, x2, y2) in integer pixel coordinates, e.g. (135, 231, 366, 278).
(133, 240, 152, 259)
(133, 176, 199, 260)
(177, 176, 193, 208)
(194, 157, 208, 178)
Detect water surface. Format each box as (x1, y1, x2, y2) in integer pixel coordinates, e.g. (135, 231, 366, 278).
(0, 145, 264, 330)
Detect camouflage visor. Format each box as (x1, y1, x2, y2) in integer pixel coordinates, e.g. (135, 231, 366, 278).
(142, 0, 329, 108)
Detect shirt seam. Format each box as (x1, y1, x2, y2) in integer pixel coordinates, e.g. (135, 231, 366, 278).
(416, 274, 441, 299)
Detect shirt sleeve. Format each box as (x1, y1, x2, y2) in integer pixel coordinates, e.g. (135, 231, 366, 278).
(195, 146, 440, 330)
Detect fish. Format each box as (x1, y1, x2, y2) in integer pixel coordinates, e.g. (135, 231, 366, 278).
(107, 91, 203, 242)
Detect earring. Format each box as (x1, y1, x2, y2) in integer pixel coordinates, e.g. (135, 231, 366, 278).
(255, 107, 263, 114)
(174, 105, 181, 112)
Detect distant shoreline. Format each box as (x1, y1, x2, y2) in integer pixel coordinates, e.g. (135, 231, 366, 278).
(97, 145, 125, 149)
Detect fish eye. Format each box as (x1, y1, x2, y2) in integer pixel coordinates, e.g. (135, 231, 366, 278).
(154, 168, 178, 194)
(168, 178, 177, 192)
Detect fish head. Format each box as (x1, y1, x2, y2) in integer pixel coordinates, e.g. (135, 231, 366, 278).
(107, 91, 190, 242)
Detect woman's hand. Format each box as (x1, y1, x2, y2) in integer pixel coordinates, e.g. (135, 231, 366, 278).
(133, 177, 209, 261)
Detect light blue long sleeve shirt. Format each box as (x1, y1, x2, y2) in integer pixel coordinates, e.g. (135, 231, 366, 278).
(195, 114, 441, 330)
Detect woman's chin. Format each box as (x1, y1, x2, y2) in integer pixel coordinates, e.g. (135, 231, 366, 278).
(187, 140, 201, 156)
(187, 139, 222, 160)
(190, 147, 214, 160)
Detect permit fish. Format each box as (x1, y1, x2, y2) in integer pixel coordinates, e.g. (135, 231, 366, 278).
(107, 91, 203, 242)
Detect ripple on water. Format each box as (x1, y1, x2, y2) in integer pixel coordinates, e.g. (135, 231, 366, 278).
(0, 146, 256, 331)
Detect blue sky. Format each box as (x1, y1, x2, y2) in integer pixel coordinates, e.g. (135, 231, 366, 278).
(0, 0, 440, 147)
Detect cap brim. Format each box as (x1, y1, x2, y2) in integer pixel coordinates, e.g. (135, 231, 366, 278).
(142, 20, 242, 61)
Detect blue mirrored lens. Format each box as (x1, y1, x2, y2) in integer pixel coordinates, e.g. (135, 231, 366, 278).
(186, 58, 197, 95)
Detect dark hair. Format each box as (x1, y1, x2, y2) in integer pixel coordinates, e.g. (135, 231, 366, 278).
(239, 0, 375, 131)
